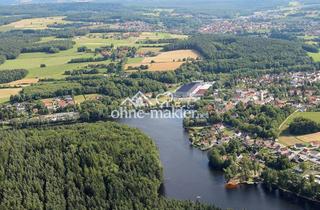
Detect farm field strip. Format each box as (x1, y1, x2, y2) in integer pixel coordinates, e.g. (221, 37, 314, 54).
(125, 50, 200, 71)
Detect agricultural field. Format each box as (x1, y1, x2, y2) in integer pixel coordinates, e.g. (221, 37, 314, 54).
(279, 112, 320, 146)
(138, 32, 187, 40)
(0, 88, 22, 104)
(137, 47, 162, 54)
(0, 32, 188, 80)
(74, 94, 101, 104)
(125, 50, 200, 71)
(0, 16, 70, 31)
(6, 78, 39, 87)
(0, 48, 110, 79)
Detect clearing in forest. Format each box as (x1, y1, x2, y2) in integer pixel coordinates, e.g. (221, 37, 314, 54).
(125, 50, 200, 71)
(0, 16, 69, 31)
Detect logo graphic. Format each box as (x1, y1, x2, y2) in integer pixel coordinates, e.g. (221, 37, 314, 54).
(121, 91, 153, 108)
(156, 91, 174, 107)
(114, 91, 196, 119)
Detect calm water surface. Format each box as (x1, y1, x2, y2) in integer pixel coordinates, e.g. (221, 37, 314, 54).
(120, 116, 318, 210)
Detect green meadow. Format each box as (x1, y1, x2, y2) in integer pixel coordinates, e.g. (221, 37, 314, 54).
(308, 51, 320, 62)
(0, 49, 110, 79)
(0, 32, 187, 79)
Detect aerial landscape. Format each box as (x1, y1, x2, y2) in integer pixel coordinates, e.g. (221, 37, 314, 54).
(0, 0, 320, 209)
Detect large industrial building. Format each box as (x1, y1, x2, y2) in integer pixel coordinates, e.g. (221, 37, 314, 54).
(174, 81, 213, 98)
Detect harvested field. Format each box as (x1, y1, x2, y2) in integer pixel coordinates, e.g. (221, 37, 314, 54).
(0, 16, 68, 31)
(297, 132, 320, 142)
(126, 62, 184, 71)
(7, 78, 39, 86)
(143, 50, 200, 63)
(279, 136, 305, 146)
(279, 132, 320, 146)
(126, 50, 200, 71)
(0, 88, 22, 103)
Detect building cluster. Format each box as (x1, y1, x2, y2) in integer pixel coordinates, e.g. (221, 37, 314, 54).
(234, 72, 320, 108)
(174, 81, 214, 98)
(115, 21, 156, 32)
(199, 5, 320, 36)
(42, 96, 75, 111)
(229, 132, 320, 175)
(199, 19, 284, 34)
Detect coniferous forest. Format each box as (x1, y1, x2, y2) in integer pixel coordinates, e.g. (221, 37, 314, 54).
(0, 122, 220, 210)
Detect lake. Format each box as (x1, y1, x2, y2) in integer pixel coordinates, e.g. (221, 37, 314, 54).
(120, 116, 318, 210)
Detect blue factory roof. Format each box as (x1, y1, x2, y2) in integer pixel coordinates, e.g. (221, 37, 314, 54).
(176, 82, 200, 93)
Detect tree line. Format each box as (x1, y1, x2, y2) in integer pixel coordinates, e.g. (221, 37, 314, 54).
(289, 117, 320, 135)
(21, 40, 74, 54)
(0, 69, 28, 84)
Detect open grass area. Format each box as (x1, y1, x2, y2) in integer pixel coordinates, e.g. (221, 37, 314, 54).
(308, 51, 320, 62)
(74, 94, 100, 104)
(0, 48, 111, 79)
(0, 88, 22, 104)
(279, 112, 320, 146)
(125, 50, 200, 71)
(126, 57, 144, 64)
(0, 32, 188, 79)
(6, 78, 39, 86)
(75, 35, 137, 49)
(137, 47, 162, 54)
(138, 32, 187, 40)
(0, 16, 69, 32)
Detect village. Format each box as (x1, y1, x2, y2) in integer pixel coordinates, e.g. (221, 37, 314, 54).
(199, 3, 320, 36)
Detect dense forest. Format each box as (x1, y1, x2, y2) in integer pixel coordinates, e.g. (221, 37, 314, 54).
(0, 69, 28, 84)
(0, 122, 221, 210)
(164, 35, 315, 73)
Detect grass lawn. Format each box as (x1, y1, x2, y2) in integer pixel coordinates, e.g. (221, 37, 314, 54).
(74, 95, 86, 104)
(279, 111, 320, 132)
(137, 47, 162, 54)
(126, 57, 144, 64)
(75, 35, 138, 49)
(74, 94, 100, 104)
(308, 51, 320, 62)
(0, 42, 110, 79)
(138, 32, 187, 40)
(286, 112, 320, 124)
